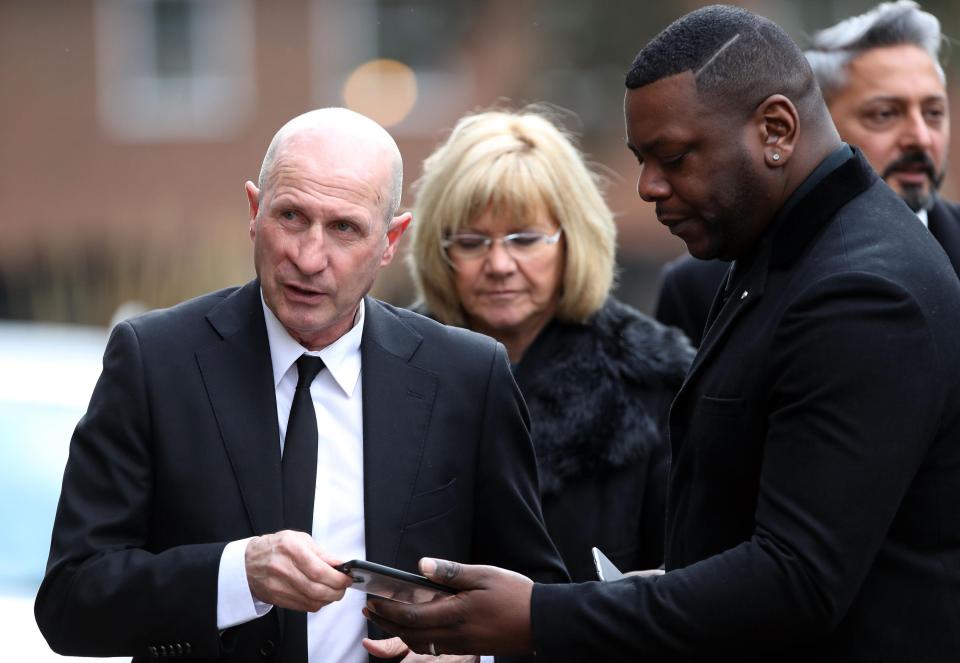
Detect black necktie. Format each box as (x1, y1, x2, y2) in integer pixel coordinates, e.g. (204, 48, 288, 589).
(282, 355, 325, 534)
(278, 356, 325, 663)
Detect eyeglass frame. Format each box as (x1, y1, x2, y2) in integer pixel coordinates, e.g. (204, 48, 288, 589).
(440, 227, 564, 263)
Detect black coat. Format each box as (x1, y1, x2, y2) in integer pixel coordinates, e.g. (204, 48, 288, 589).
(34, 283, 568, 662)
(531, 149, 960, 660)
(654, 194, 960, 347)
(512, 298, 694, 582)
(929, 195, 960, 277)
(653, 255, 728, 346)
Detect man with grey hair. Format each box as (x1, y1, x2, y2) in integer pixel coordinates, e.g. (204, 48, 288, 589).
(35, 107, 567, 663)
(807, 0, 958, 271)
(655, 0, 957, 346)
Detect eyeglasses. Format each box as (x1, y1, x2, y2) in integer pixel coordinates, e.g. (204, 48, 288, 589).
(442, 228, 563, 260)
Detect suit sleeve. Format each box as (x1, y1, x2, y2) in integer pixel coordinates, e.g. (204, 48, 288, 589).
(653, 261, 688, 333)
(34, 321, 226, 658)
(471, 343, 569, 587)
(530, 272, 943, 659)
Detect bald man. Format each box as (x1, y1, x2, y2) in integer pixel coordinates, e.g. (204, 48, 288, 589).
(35, 108, 566, 663)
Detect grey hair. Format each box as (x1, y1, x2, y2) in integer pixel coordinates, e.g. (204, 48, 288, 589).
(805, 1, 945, 102)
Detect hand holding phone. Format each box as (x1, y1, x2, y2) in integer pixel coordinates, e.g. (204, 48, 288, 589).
(335, 559, 457, 604)
(245, 531, 352, 612)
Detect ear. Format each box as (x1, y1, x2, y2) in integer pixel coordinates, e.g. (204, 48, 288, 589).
(244, 181, 261, 240)
(754, 94, 798, 168)
(380, 211, 412, 266)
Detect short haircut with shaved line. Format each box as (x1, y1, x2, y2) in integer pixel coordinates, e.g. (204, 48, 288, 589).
(625, 5, 821, 118)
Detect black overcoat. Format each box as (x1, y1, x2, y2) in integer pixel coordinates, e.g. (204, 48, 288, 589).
(531, 149, 960, 661)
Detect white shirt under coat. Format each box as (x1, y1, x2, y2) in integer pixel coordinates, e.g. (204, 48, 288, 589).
(215, 295, 367, 663)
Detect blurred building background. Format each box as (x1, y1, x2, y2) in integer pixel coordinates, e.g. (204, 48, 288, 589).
(2, 0, 959, 324)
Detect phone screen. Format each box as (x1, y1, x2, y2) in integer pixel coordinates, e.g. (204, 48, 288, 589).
(591, 547, 624, 581)
(335, 560, 456, 604)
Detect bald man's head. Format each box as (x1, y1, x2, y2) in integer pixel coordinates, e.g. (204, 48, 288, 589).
(257, 108, 404, 221)
(245, 108, 412, 349)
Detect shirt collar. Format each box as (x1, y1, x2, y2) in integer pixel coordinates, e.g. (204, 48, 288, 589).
(260, 292, 364, 396)
(917, 207, 929, 229)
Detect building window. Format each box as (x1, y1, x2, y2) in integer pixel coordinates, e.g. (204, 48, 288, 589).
(95, 0, 255, 142)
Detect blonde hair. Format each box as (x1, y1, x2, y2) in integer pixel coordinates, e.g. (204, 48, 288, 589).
(408, 107, 617, 326)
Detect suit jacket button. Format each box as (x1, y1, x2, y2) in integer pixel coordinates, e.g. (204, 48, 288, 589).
(259, 639, 276, 656)
(184, 642, 192, 654)
(175, 643, 183, 655)
(148, 645, 158, 658)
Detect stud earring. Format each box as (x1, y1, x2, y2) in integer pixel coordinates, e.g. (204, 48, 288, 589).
(772, 153, 781, 162)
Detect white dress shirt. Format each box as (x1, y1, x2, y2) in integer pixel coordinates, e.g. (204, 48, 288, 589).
(215, 295, 368, 663)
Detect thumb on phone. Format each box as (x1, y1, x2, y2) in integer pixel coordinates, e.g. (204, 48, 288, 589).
(419, 558, 530, 593)
(418, 558, 479, 590)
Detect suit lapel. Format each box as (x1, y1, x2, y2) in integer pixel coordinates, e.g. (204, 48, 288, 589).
(196, 280, 284, 536)
(680, 252, 768, 400)
(700, 264, 733, 344)
(360, 298, 438, 567)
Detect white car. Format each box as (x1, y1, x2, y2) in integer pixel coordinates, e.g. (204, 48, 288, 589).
(0, 321, 125, 661)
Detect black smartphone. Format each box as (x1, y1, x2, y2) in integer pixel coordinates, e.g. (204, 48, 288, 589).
(591, 547, 624, 581)
(335, 559, 457, 604)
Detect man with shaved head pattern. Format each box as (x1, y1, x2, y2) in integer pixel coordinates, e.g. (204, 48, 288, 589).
(655, 1, 958, 347)
(365, 7, 960, 661)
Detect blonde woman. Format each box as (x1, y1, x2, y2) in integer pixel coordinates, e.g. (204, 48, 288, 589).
(407, 108, 694, 581)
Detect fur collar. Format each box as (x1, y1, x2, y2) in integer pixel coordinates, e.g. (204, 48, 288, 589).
(515, 298, 694, 496)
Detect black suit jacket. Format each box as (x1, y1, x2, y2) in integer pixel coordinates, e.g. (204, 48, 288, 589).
(656, 194, 960, 346)
(653, 255, 728, 346)
(35, 281, 567, 662)
(929, 196, 960, 278)
(530, 150, 960, 660)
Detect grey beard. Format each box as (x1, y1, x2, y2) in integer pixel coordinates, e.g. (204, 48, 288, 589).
(900, 185, 935, 213)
